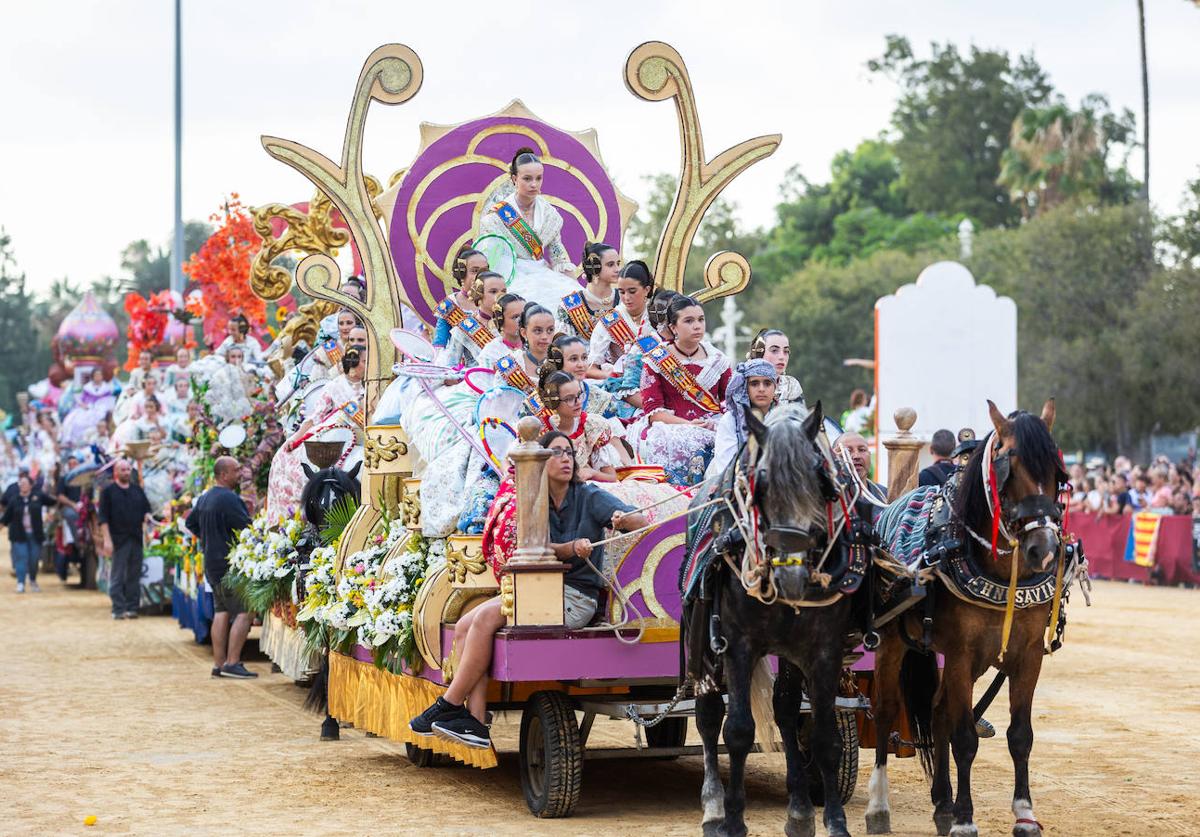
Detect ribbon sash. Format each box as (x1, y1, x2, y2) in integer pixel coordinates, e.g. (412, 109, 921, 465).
(438, 297, 497, 351)
(636, 335, 722, 414)
(340, 400, 365, 428)
(600, 309, 638, 348)
(524, 391, 556, 431)
(494, 355, 534, 394)
(562, 291, 600, 339)
(494, 201, 543, 260)
(322, 338, 343, 368)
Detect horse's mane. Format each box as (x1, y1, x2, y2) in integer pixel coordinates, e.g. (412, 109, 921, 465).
(759, 403, 825, 528)
(954, 410, 1060, 535)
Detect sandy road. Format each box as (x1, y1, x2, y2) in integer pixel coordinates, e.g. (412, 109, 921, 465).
(1, 563, 1197, 836)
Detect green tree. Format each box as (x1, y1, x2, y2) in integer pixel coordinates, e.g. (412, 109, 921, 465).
(868, 35, 1054, 227)
(114, 220, 212, 296)
(968, 201, 1155, 452)
(742, 243, 955, 412)
(1163, 169, 1200, 266)
(998, 95, 1139, 217)
(0, 230, 45, 413)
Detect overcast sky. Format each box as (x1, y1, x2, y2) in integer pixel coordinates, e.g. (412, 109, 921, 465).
(2, 0, 1197, 294)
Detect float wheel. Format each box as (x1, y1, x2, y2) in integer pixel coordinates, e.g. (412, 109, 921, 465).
(800, 711, 860, 805)
(519, 690, 583, 817)
(644, 715, 688, 758)
(405, 742, 435, 768)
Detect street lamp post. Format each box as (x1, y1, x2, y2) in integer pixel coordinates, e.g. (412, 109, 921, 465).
(170, 0, 183, 296)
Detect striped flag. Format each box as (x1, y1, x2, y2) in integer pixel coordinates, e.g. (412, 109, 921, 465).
(1124, 511, 1164, 568)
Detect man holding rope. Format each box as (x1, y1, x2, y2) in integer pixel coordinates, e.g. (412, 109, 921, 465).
(408, 430, 648, 749)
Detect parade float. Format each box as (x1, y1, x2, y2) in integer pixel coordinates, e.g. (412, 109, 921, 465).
(228, 40, 875, 817)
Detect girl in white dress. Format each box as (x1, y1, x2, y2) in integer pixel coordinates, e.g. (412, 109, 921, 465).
(556, 242, 618, 340)
(476, 148, 580, 312)
(746, 328, 805, 407)
(437, 271, 508, 369)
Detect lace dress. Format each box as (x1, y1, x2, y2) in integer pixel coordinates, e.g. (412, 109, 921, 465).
(477, 191, 581, 312)
(635, 342, 731, 487)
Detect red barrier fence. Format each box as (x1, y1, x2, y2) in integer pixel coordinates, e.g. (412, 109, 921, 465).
(1070, 512, 1199, 587)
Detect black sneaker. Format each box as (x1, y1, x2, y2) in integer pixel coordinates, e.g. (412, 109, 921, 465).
(432, 713, 491, 749)
(124, 611, 139, 619)
(211, 667, 222, 678)
(409, 696, 462, 737)
(219, 662, 258, 679)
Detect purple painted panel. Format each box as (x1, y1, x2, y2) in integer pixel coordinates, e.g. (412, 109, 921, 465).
(388, 115, 625, 323)
(489, 632, 678, 682)
(613, 515, 686, 623)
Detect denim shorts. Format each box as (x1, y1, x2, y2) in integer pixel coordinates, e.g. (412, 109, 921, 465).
(563, 585, 598, 629)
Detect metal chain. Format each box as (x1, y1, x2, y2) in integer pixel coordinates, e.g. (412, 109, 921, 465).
(624, 676, 694, 728)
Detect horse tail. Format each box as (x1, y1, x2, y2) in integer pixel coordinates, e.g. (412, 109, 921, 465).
(303, 654, 329, 715)
(750, 657, 782, 753)
(899, 649, 938, 778)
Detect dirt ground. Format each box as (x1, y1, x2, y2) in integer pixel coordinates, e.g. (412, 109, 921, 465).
(1, 555, 1197, 837)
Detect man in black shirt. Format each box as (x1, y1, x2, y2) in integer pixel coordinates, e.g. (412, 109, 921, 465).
(918, 429, 956, 488)
(186, 456, 255, 679)
(98, 459, 153, 619)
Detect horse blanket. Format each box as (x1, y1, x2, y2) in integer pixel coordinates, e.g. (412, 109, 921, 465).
(875, 485, 941, 569)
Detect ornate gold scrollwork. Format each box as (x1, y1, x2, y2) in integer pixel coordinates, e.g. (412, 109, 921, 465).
(624, 41, 780, 302)
(445, 537, 487, 584)
(364, 432, 409, 470)
(250, 190, 352, 302)
(399, 477, 422, 529)
(499, 573, 515, 618)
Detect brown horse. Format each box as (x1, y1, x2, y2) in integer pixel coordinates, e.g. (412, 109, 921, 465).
(867, 399, 1069, 837)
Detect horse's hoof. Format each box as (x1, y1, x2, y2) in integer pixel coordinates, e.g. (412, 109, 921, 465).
(701, 822, 723, 837)
(320, 718, 340, 741)
(949, 825, 978, 837)
(934, 812, 954, 836)
(784, 813, 816, 837)
(1013, 824, 1042, 836)
(865, 809, 891, 834)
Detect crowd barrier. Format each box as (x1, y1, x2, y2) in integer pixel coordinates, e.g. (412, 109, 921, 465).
(1071, 512, 1199, 586)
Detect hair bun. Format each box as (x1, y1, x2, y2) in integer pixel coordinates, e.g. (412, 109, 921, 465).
(509, 146, 541, 176)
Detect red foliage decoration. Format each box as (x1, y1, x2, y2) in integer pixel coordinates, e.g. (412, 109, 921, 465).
(183, 194, 267, 349)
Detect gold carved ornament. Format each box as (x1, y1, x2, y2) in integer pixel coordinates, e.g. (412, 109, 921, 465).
(363, 432, 408, 470)
(444, 539, 487, 584)
(261, 45, 425, 415)
(249, 189, 352, 302)
(398, 478, 421, 530)
(499, 574, 515, 619)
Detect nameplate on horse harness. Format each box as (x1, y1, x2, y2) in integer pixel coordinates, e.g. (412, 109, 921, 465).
(937, 546, 1080, 611)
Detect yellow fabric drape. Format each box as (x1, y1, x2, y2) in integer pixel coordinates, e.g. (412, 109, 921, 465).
(327, 652, 498, 769)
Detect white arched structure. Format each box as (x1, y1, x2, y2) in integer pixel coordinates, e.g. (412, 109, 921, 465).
(873, 261, 1017, 484)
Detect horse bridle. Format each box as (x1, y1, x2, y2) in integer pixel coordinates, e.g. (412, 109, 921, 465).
(745, 425, 849, 572)
(973, 436, 1066, 555)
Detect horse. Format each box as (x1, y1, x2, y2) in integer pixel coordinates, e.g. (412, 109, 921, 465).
(299, 460, 361, 533)
(298, 460, 361, 741)
(866, 399, 1075, 837)
(683, 402, 873, 837)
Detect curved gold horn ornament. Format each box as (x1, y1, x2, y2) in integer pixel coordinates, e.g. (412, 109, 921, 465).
(624, 41, 780, 301)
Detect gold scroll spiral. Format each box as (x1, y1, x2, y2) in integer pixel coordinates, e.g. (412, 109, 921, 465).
(624, 41, 780, 302)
